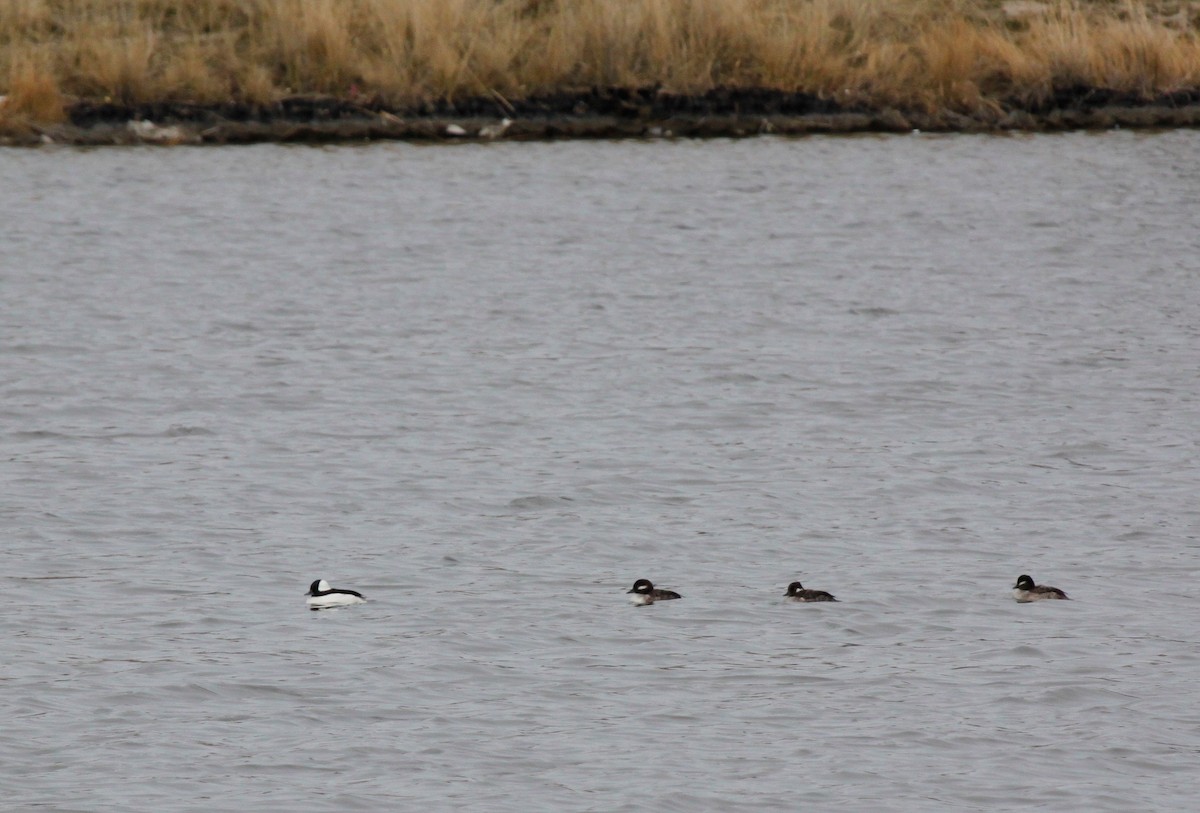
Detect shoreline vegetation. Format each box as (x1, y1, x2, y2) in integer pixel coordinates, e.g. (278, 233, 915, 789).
(3, 0, 1200, 144)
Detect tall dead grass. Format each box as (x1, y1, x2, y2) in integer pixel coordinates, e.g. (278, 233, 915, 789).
(0, 60, 67, 133)
(2, 0, 1199, 125)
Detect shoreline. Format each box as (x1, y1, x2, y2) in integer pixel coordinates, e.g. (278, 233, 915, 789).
(5, 0, 1200, 146)
(7, 86, 1200, 146)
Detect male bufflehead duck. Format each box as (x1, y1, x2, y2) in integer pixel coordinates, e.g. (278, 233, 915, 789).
(1012, 574, 1068, 602)
(784, 581, 838, 602)
(627, 578, 682, 605)
(305, 579, 366, 609)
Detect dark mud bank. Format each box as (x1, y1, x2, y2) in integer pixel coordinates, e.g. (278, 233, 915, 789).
(17, 85, 1200, 145)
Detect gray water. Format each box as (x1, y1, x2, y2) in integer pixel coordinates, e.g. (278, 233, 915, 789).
(3, 132, 1199, 812)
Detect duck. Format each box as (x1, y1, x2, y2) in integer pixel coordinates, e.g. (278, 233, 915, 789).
(784, 581, 838, 602)
(627, 578, 682, 605)
(305, 579, 366, 609)
(1012, 574, 1068, 602)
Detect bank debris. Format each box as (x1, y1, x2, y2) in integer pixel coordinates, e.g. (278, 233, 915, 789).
(6, 84, 1200, 146)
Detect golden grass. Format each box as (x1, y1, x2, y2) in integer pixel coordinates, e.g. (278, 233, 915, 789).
(0, 59, 66, 134)
(2, 0, 1199, 125)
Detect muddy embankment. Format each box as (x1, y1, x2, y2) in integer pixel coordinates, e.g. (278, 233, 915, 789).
(9, 85, 1200, 146)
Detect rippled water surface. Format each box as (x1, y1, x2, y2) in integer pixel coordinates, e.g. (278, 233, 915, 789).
(3, 132, 1199, 811)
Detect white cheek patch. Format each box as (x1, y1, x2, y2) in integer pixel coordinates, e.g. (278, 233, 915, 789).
(317, 580, 331, 592)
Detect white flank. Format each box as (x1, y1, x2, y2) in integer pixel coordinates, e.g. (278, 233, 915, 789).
(307, 592, 365, 609)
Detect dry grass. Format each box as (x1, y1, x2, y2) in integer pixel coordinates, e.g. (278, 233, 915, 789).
(2, 0, 1199, 125)
(0, 59, 66, 134)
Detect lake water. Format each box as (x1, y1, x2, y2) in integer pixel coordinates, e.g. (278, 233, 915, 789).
(3, 131, 1199, 811)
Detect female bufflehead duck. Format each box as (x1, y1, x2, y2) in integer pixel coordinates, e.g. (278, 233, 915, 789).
(784, 581, 837, 602)
(1012, 574, 1068, 602)
(305, 579, 365, 609)
(627, 578, 682, 605)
